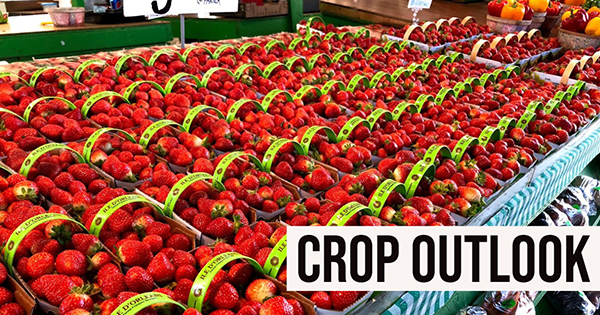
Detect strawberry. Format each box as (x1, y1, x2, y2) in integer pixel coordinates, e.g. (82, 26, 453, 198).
(147, 253, 175, 284)
(269, 227, 286, 246)
(55, 250, 88, 277)
(310, 292, 332, 309)
(273, 162, 294, 181)
(97, 264, 126, 298)
(124, 267, 154, 293)
(117, 240, 152, 267)
(36, 274, 76, 306)
(26, 252, 55, 279)
(205, 217, 234, 238)
(242, 175, 260, 190)
(58, 285, 94, 315)
(272, 187, 293, 207)
(330, 157, 353, 173)
(51, 188, 73, 206)
(260, 296, 294, 315)
(245, 279, 277, 303)
(310, 168, 334, 191)
(13, 181, 38, 201)
(330, 291, 359, 310)
(211, 200, 234, 218)
(262, 200, 279, 213)
(210, 282, 239, 309)
(284, 202, 306, 219)
(71, 234, 102, 256)
(457, 186, 482, 203)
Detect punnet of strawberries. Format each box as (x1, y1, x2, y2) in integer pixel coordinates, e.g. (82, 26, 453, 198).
(2, 15, 600, 315)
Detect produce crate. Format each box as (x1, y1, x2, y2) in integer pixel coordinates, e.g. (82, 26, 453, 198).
(219, 1, 288, 18)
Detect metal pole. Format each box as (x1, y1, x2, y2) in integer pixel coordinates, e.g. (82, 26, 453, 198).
(180, 14, 185, 49)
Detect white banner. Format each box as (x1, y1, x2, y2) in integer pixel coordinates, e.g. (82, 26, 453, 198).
(124, 0, 238, 17)
(287, 227, 600, 291)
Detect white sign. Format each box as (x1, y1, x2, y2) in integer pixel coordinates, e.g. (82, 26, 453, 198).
(124, 0, 238, 17)
(408, 0, 432, 9)
(287, 226, 600, 291)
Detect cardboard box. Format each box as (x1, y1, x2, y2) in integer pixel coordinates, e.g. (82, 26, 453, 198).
(223, 1, 288, 18)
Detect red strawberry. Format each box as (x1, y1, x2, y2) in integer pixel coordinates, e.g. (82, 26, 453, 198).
(72, 234, 102, 256)
(117, 240, 152, 267)
(457, 186, 482, 203)
(205, 217, 234, 238)
(310, 292, 332, 309)
(210, 282, 239, 309)
(26, 252, 55, 279)
(125, 267, 154, 293)
(245, 279, 277, 303)
(310, 168, 334, 191)
(272, 187, 293, 207)
(58, 285, 94, 315)
(273, 162, 294, 181)
(55, 250, 88, 277)
(260, 296, 293, 315)
(147, 253, 175, 284)
(330, 291, 359, 310)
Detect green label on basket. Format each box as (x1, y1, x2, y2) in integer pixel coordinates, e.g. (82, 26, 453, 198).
(497, 117, 515, 138)
(391, 67, 411, 82)
(288, 38, 307, 50)
(0, 108, 24, 121)
(139, 119, 184, 148)
(404, 160, 435, 198)
(299, 125, 337, 155)
(478, 126, 500, 147)
(148, 48, 183, 66)
(214, 152, 264, 184)
(368, 179, 406, 217)
(347, 47, 365, 57)
(261, 89, 293, 110)
(480, 73, 493, 85)
(392, 102, 418, 120)
(213, 44, 240, 58)
(553, 91, 567, 102)
(327, 202, 370, 226)
(337, 116, 367, 141)
(263, 235, 287, 277)
(239, 42, 260, 55)
(415, 94, 434, 112)
(453, 82, 472, 94)
(200, 67, 234, 88)
(189, 252, 263, 311)
(516, 110, 536, 130)
(20, 143, 85, 177)
(0, 72, 29, 86)
(452, 135, 478, 164)
(324, 32, 339, 41)
(115, 54, 149, 74)
(574, 80, 586, 93)
(450, 52, 464, 62)
(4, 213, 86, 276)
(492, 69, 507, 81)
(435, 88, 455, 105)
(566, 85, 579, 100)
(226, 99, 264, 123)
(165, 72, 202, 94)
(81, 91, 128, 117)
(234, 64, 263, 81)
(366, 46, 384, 59)
(90, 194, 161, 236)
(265, 39, 286, 52)
(285, 56, 308, 72)
(308, 53, 332, 70)
(0, 163, 13, 174)
(123, 80, 165, 100)
(332, 52, 351, 64)
(354, 27, 370, 38)
(110, 292, 186, 315)
(74, 59, 105, 82)
(347, 75, 369, 92)
(464, 77, 481, 87)
(422, 144, 452, 166)
(294, 85, 322, 100)
(370, 72, 392, 87)
(182, 46, 214, 61)
(505, 64, 520, 76)
(263, 61, 286, 79)
(407, 63, 421, 72)
(183, 106, 224, 132)
(164, 172, 224, 218)
(366, 108, 392, 129)
(321, 80, 345, 95)
(436, 55, 450, 68)
(420, 58, 434, 70)
(526, 101, 542, 113)
(262, 138, 303, 172)
(384, 41, 400, 53)
(24, 97, 75, 122)
(83, 128, 136, 163)
(29, 66, 73, 87)
(543, 100, 560, 114)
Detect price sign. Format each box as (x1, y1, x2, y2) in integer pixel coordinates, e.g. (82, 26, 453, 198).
(124, 0, 238, 17)
(408, 0, 432, 9)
